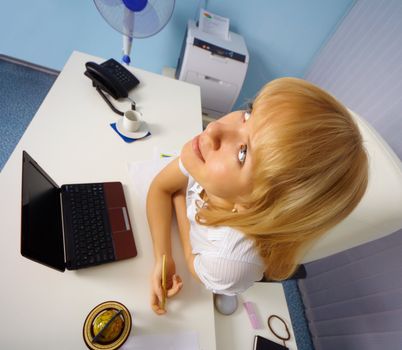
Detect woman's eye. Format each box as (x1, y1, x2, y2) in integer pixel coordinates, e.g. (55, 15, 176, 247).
(243, 111, 251, 122)
(238, 145, 247, 164)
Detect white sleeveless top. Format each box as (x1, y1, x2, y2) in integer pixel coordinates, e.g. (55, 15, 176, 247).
(179, 160, 265, 295)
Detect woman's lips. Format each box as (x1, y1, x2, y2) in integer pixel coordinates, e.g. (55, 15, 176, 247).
(192, 135, 205, 161)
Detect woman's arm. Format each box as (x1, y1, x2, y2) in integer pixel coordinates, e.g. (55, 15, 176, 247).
(172, 188, 199, 281)
(146, 158, 188, 314)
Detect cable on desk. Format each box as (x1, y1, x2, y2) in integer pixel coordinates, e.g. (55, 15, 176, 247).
(95, 87, 136, 116)
(267, 314, 291, 347)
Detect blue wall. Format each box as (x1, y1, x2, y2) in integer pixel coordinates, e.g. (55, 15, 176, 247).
(0, 0, 354, 109)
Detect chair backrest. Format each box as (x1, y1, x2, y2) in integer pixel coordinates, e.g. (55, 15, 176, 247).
(302, 110, 402, 263)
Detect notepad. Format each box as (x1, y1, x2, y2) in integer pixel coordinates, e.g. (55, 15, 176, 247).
(121, 330, 199, 350)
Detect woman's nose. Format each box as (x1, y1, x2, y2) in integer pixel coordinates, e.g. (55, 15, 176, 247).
(204, 120, 224, 149)
(205, 120, 237, 149)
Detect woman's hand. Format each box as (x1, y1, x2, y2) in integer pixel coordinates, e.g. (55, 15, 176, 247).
(150, 256, 183, 315)
(146, 159, 187, 314)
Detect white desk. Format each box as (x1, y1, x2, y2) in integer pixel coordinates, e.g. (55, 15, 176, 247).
(215, 282, 298, 350)
(0, 50, 214, 349)
(0, 51, 297, 350)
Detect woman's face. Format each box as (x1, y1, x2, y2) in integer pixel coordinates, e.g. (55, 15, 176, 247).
(181, 110, 255, 203)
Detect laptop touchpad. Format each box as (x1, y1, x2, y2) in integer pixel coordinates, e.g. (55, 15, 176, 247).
(109, 207, 130, 232)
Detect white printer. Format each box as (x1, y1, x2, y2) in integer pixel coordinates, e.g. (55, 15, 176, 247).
(176, 20, 249, 118)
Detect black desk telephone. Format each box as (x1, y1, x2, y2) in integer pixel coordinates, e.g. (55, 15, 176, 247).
(84, 58, 140, 100)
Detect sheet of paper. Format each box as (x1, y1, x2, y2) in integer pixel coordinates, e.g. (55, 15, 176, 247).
(199, 8, 230, 40)
(128, 157, 172, 205)
(126, 155, 200, 350)
(121, 330, 199, 350)
(127, 147, 179, 204)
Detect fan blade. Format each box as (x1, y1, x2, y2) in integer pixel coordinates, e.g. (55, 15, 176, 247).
(94, 0, 175, 39)
(132, 2, 160, 38)
(97, 0, 121, 7)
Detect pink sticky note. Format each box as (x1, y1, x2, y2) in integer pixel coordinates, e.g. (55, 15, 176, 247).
(243, 301, 261, 329)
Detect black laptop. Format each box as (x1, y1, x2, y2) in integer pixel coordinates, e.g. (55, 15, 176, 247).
(21, 151, 137, 272)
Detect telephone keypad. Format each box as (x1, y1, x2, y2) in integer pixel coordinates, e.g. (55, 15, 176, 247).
(100, 58, 140, 91)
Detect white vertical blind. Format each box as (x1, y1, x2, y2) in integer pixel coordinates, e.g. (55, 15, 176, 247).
(301, 1, 402, 348)
(305, 0, 402, 159)
(298, 229, 402, 350)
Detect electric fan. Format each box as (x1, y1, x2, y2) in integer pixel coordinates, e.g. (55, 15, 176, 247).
(93, 0, 175, 65)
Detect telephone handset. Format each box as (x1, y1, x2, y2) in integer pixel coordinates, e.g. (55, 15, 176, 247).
(84, 59, 140, 100)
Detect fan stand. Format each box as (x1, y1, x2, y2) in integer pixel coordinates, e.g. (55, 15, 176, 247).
(93, 0, 176, 65)
(122, 35, 133, 65)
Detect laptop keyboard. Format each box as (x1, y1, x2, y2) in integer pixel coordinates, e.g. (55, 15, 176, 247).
(63, 183, 115, 268)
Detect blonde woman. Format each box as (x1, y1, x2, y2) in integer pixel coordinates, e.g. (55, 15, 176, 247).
(146, 77, 368, 315)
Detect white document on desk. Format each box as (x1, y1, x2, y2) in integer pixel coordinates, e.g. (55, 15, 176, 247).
(122, 330, 199, 350)
(126, 153, 200, 350)
(128, 157, 173, 204)
(128, 147, 179, 203)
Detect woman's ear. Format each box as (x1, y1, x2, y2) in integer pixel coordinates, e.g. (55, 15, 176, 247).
(235, 202, 251, 212)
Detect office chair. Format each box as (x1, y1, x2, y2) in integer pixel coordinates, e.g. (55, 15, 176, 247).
(302, 110, 402, 264)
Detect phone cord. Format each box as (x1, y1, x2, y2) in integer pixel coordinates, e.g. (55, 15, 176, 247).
(96, 87, 125, 116)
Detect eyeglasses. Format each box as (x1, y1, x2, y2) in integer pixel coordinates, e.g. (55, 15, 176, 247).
(267, 314, 291, 347)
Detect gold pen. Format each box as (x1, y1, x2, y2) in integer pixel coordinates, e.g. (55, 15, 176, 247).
(161, 254, 167, 309)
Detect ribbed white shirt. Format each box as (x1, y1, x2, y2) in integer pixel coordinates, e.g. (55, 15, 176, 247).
(179, 160, 265, 295)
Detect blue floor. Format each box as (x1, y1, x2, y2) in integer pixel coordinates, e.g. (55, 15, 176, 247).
(0, 56, 57, 170)
(0, 55, 313, 349)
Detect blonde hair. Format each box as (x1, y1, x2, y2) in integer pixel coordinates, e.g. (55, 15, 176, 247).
(197, 77, 368, 281)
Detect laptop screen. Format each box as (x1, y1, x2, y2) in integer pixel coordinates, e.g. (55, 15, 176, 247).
(21, 151, 65, 271)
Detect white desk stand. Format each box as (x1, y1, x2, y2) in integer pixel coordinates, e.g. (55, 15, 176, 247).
(0, 51, 297, 350)
(0, 51, 215, 350)
(215, 282, 298, 350)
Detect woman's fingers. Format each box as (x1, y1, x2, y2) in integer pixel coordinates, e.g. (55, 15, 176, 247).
(150, 274, 183, 314)
(153, 279, 163, 302)
(150, 260, 183, 315)
(167, 274, 183, 298)
(151, 291, 166, 315)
